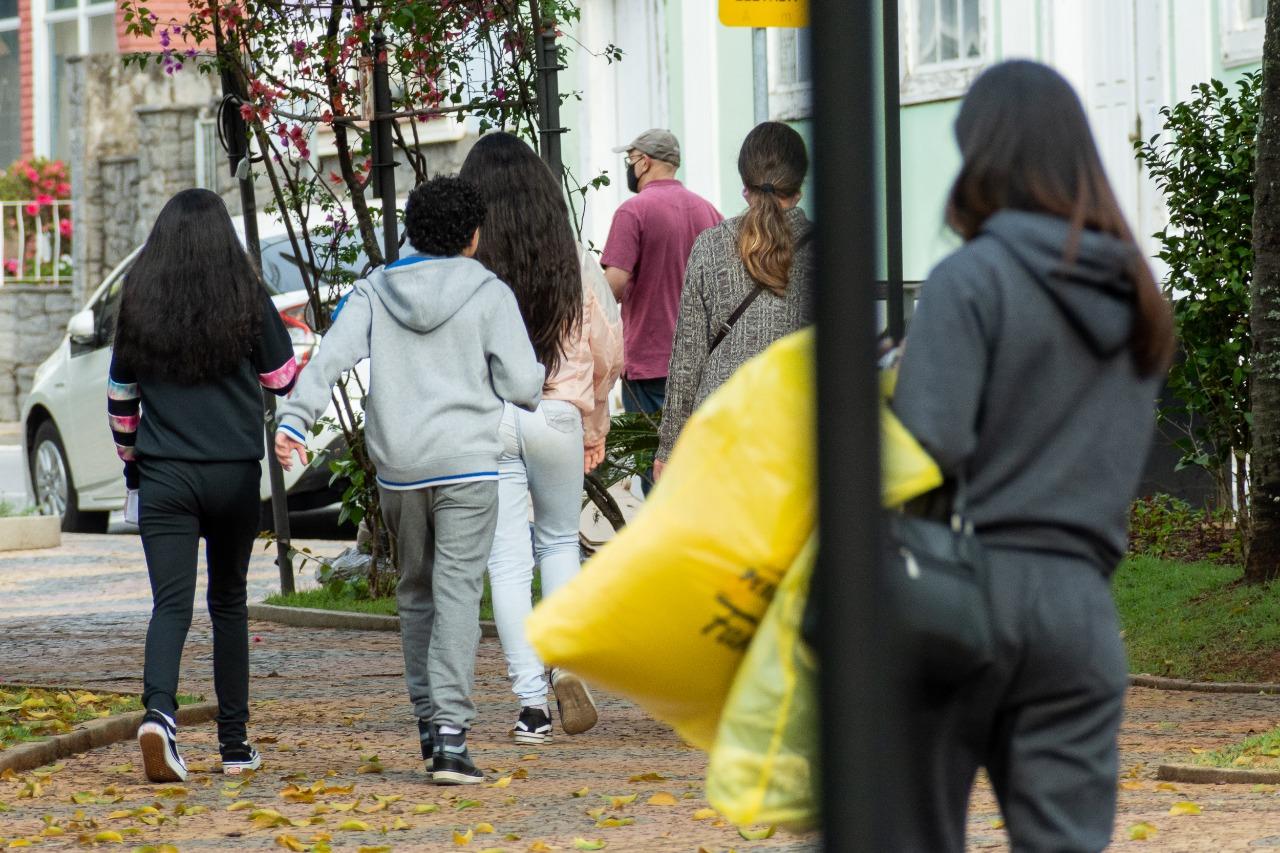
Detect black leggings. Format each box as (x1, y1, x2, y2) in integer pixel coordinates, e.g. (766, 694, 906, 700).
(138, 458, 260, 745)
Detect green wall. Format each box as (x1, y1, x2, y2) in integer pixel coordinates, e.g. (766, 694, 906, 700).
(900, 102, 962, 281)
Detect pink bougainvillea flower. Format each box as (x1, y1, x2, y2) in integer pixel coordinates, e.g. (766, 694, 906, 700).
(23, 203, 38, 217)
(3, 260, 17, 275)
(56, 182, 70, 196)
(239, 104, 254, 121)
(59, 219, 72, 238)
(34, 194, 53, 207)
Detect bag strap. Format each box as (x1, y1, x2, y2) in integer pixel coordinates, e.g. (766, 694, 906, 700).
(708, 285, 766, 354)
(706, 224, 814, 355)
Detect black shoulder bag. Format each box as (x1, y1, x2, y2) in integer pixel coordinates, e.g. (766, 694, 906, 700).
(889, 476, 994, 688)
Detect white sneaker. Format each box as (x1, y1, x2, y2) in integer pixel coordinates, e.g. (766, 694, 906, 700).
(137, 710, 188, 783)
(551, 669, 598, 735)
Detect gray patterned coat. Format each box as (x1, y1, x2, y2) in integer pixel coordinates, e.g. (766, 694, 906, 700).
(656, 206, 814, 461)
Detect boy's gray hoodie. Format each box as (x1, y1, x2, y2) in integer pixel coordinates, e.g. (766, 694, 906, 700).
(277, 254, 543, 489)
(893, 210, 1162, 572)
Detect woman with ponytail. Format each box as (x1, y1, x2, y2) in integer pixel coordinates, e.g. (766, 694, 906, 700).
(654, 121, 814, 476)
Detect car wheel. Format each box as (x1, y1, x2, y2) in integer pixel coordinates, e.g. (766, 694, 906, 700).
(29, 420, 109, 534)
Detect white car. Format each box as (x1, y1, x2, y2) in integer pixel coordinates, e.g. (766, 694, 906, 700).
(21, 213, 370, 532)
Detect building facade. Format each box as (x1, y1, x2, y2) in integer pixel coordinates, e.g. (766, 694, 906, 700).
(561, 0, 1265, 283)
(2, 0, 185, 167)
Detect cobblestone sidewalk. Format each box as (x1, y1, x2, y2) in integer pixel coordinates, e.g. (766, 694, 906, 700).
(6, 535, 1280, 850)
(0, 535, 816, 852)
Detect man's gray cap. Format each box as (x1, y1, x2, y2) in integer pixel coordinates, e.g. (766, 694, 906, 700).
(612, 129, 681, 167)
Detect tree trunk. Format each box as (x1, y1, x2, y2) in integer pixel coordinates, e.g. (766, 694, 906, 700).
(1246, 0, 1280, 583)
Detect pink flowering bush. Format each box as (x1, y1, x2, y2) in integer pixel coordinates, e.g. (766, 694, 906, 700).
(0, 156, 74, 283)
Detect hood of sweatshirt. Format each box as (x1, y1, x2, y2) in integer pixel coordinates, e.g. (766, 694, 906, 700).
(370, 254, 499, 333)
(981, 210, 1140, 358)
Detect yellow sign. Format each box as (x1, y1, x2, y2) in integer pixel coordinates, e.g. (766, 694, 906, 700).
(718, 0, 809, 28)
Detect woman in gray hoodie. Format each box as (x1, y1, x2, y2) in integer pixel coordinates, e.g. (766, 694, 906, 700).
(891, 61, 1175, 851)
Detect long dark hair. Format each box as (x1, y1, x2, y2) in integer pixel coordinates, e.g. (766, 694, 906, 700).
(947, 60, 1175, 376)
(737, 121, 808, 293)
(459, 132, 582, 377)
(114, 188, 262, 384)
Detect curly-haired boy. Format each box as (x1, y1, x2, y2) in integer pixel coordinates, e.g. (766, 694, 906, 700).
(274, 176, 543, 784)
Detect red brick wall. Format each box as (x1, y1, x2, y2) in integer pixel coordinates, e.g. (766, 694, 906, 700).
(117, 0, 195, 52)
(18, 0, 30, 157)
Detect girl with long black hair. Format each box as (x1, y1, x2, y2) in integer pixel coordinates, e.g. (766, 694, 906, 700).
(109, 188, 298, 783)
(459, 133, 623, 744)
(891, 60, 1175, 850)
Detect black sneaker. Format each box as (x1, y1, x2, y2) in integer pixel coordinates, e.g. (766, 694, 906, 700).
(219, 741, 262, 776)
(431, 728, 484, 786)
(511, 706, 553, 745)
(137, 710, 188, 783)
(417, 718, 434, 760)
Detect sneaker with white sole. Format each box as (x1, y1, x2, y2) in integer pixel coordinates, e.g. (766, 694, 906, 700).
(511, 706, 553, 745)
(432, 728, 484, 786)
(551, 668, 598, 736)
(219, 741, 262, 775)
(137, 710, 188, 783)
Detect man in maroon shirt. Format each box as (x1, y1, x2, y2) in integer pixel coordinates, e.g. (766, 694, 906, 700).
(601, 129, 722, 490)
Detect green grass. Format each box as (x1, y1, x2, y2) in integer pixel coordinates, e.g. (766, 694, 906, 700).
(1196, 726, 1280, 769)
(263, 574, 542, 623)
(1114, 555, 1280, 682)
(0, 690, 201, 750)
(0, 501, 35, 518)
(265, 588, 399, 617)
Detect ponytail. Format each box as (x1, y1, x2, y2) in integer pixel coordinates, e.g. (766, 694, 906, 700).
(739, 186, 795, 293)
(736, 122, 809, 294)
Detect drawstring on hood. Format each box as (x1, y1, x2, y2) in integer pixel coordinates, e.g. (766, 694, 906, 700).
(981, 210, 1140, 359)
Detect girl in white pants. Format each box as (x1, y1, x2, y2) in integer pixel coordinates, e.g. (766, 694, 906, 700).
(460, 133, 623, 742)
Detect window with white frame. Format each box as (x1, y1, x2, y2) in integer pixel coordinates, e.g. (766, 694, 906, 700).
(0, 0, 19, 167)
(44, 0, 117, 161)
(769, 27, 812, 121)
(1221, 0, 1267, 67)
(899, 0, 990, 105)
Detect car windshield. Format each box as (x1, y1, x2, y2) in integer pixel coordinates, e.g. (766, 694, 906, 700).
(258, 234, 378, 296)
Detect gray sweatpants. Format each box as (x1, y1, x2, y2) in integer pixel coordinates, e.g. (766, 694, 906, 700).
(893, 548, 1128, 853)
(379, 481, 498, 730)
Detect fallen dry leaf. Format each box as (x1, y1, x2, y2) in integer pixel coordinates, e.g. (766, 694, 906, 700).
(1128, 821, 1158, 840)
(692, 808, 716, 821)
(275, 834, 307, 852)
(627, 773, 666, 783)
(646, 792, 678, 806)
(1168, 801, 1202, 816)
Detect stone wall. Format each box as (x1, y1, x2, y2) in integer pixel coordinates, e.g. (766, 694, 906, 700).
(70, 55, 232, 307)
(0, 287, 76, 421)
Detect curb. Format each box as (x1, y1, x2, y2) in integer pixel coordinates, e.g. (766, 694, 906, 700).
(1157, 763, 1280, 785)
(0, 701, 219, 775)
(247, 603, 499, 637)
(1130, 674, 1280, 694)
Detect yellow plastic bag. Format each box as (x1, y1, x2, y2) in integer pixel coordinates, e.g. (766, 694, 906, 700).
(528, 330, 816, 749)
(526, 329, 941, 749)
(706, 533, 817, 831)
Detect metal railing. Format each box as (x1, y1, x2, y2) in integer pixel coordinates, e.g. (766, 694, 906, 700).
(0, 199, 74, 287)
